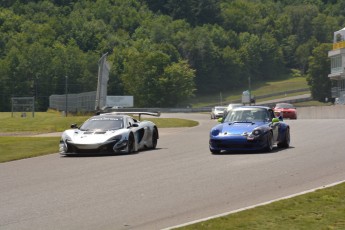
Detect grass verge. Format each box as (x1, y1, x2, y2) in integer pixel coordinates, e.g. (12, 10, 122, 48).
(0, 112, 198, 163)
(177, 182, 345, 230)
(190, 77, 309, 107)
(0, 137, 60, 163)
(0, 112, 198, 133)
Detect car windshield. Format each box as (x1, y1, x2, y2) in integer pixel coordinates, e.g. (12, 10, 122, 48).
(223, 108, 269, 122)
(276, 103, 293, 109)
(215, 107, 226, 111)
(79, 116, 124, 131)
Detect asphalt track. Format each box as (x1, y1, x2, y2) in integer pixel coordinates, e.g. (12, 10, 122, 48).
(1, 113, 345, 230)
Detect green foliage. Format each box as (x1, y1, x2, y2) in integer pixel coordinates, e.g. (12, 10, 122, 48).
(118, 40, 195, 107)
(307, 43, 333, 102)
(144, 0, 221, 26)
(0, 0, 342, 110)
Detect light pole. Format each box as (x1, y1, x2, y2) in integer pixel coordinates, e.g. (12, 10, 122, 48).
(65, 76, 68, 117)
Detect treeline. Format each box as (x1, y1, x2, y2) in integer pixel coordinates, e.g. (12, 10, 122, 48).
(0, 0, 344, 111)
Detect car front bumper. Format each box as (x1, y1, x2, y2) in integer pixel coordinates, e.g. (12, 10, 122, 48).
(59, 139, 129, 155)
(209, 135, 267, 152)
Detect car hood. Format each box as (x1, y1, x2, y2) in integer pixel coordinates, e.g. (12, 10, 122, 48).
(62, 129, 126, 144)
(214, 121, 266, 135)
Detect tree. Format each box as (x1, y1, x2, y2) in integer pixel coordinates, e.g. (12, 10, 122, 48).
(119, 41, 195, 107)
(0, 0, 344, 111)
(307, 43, 332, 102)
(295, 38, 318, 74)
(156, 60, 195, 107)
(144, 0, 221, 26)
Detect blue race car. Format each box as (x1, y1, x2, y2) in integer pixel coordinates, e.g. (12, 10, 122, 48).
(209, 106, 290, 154)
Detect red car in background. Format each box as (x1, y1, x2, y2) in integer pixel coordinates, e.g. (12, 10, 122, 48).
(273, 103, 297, 119)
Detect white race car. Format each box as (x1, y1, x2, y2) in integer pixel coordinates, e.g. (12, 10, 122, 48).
(59, 112, 160, 155)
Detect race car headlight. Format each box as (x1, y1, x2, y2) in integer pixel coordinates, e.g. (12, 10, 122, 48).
(211, 129, 220, 136)
(252, 129, 262, 136)
(62, 134, 72, 143)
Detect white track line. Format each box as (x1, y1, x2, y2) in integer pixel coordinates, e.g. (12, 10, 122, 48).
(163, 179, 345, 230)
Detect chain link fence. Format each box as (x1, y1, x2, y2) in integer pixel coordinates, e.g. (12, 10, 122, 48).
(49, 91, 96, 113)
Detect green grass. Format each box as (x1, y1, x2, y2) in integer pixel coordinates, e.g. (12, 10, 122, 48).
(0, 111, 198, 133)
(0, 137, 60, 162)
(177, 182, 345, 230)
(0, 110, 90, 133)
(0, 111, 198, 163)
(190, 76, 309, 107)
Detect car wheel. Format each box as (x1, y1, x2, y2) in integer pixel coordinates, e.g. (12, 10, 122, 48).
(265, 131, 274, 152)
(127, 133, 135, 154)
(210, 149, 221, 154)
(151, 128, 158, 149)
(278, 128, 290, 148)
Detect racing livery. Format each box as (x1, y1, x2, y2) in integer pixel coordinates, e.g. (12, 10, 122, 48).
(59, 112, 159, 155)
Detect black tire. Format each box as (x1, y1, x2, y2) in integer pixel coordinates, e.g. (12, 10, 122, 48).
(265, 131, 274, 152)
(278, 128, 290, 148)
(151, 128, 158, 149)
(127, 133, 135, 154)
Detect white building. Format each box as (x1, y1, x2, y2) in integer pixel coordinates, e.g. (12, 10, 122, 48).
(328, 27, 345, 104)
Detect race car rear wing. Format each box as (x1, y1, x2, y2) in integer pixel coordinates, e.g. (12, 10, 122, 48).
(97, 111, 161, 120)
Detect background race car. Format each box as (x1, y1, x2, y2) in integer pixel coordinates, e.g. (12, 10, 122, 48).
(273, 103, 297, 119)
(211, 106, 227, 119)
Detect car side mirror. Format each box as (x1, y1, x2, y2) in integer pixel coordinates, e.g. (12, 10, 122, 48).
(71, 124, 78, 128)
(272, 118, 280, 123)
(131, 123, 139, 127)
